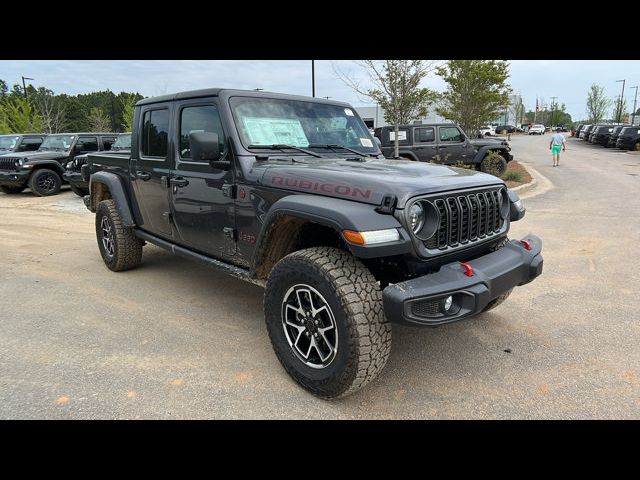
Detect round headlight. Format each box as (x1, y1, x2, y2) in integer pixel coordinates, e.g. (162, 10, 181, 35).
(408, 202, 424, 234)
(15, 158, 24, 168)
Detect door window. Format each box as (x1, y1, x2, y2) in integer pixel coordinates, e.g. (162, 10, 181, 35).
(179, 105, 224, 160)
(439, 126, 464, 142)
(102, 136, 117, 150)
(21, 137, 44, 151)
(141, 109, 169, 158)
(76, 136, 99, 152)
(415, 127, 435, 143)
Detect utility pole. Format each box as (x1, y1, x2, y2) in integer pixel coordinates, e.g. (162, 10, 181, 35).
(311, 60, 315, 97)
(631, 86, 638, 125)
(21, 76, 34, 98)
(616, 79, 626, 123)
(550, 96, 558, 127)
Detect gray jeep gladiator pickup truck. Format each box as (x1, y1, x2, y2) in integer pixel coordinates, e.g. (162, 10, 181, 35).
(84, 88, 543, 398)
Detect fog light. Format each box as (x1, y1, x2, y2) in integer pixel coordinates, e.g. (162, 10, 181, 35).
(443, 295, 453, 312)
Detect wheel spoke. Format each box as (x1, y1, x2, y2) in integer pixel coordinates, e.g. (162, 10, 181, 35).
(318, 330, 334, 354)
(296, 289, 311, 311)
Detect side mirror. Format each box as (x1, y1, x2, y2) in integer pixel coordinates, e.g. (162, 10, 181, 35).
(189, 131, 220, 163)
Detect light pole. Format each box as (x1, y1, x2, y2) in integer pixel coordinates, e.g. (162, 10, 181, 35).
(550, 96, 558, 128)
(311, 60, 315, 98)
(616, 79, 626, 123)
(21, 76, 34, 98)
(630, 86, 638, 125)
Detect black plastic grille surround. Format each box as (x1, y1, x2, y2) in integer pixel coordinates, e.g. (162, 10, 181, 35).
(421, 187, 506, 250)
(0, 158, 19, 171)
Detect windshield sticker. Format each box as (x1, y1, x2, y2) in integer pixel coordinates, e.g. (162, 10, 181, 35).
(243, 117, 309, 147)
(389, 131, 407, 141)
(344, 108, 354, 116)
(360, 138, 373, 147)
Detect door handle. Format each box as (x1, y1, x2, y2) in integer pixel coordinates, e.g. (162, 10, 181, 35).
(169, 177, 189, 187)
(136, 171, 151, 180)
(437, 146, 447, 149)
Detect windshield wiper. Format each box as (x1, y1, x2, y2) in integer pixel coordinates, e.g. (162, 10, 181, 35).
(248, 144, 322, 158)
(308, 144, 376, 157)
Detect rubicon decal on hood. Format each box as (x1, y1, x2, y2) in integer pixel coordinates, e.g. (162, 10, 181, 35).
(270, 175, 372, 200)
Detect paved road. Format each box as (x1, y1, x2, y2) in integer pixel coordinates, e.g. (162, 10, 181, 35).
(1, 136, 639, 419)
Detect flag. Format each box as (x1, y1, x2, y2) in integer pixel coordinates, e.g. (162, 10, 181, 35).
(536, 98, 540, 112)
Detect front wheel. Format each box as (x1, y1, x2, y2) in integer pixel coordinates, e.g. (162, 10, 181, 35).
(28, 169, 61, 196)
(0, 185, 25, 194)
(95, 199, 143, 271)
(479, 152, 507, 176)
(264, 247, 392, 399)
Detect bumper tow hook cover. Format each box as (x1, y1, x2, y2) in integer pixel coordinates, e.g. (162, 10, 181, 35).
(520, 239, 531, 251)
(459, 262, 474, 277)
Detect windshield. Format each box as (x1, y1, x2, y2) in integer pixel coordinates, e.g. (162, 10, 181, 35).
(39, 135, 75, 151)
(230, 97, 379, 155)
(112, 133, 132, 150)
(0, 135, 19, 150)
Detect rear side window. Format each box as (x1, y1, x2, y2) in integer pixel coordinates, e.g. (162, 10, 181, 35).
(179, 105, 224, 160)
(141, 109, 169, 157)
(439, 126, 464, 142)
(415, 127, 435, 143)
(76, 136, 99, 152)
(22, 137, 44, 151)
(102, 136, 117, 150)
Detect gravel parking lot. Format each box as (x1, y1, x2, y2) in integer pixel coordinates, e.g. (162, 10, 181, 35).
(1, 135, 639, 419)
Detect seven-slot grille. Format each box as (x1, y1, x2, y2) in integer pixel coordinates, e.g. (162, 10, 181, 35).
(0, 157, 19, 171)
(424, 188, 505, 250)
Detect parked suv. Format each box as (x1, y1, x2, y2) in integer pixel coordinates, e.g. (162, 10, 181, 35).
(590, 125, 616, 146)
(607, 125, 631, 148)
(374, 123, 512, 175)
(495, 125, 516, 133)
(615, 126, 640, 151)
(0, 134, 47, 154)
(580, 124, 596, 140)
(64, 133, 131, 196)
(83, 88, 542, 398)
(528, 124, 545, 135)
(0, 132, 117, 195)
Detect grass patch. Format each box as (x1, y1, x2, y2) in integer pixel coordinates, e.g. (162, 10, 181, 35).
(502, 171, 522, 182)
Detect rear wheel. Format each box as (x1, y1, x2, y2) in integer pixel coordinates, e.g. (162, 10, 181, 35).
(95, 199, 143, 271)
(264, 247, 392, 399)
(28, 169, 61, 196)
(0, 185, 25, 194)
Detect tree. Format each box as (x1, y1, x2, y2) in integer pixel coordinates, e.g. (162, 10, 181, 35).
(436, 60, 511, 138)
(335, 60, 439, 158)
(612, 96, 628, 124)
(0, 80, 7, 97)
(0, 97, 44, 133)
(87, 107, 111, 132)
(120, 94, 137, 131)
(586, 84, 611, 124)
(32, 87, 67, 133)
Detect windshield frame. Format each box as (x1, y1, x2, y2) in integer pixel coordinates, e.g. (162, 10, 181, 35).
(111, 133, 132, 150)
(228, 95, 380, 156)
(39, 134, 76, 151)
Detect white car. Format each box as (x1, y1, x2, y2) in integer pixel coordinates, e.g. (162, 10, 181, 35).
(529, 124, 545, 135)
(479, 125, 496, 136)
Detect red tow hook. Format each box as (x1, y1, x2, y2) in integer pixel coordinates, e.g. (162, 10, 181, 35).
(459, 262, 474, 277)
(520, 239, 532, 251)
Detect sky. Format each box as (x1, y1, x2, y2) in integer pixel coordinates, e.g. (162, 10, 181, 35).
(1, 60, 639, 121)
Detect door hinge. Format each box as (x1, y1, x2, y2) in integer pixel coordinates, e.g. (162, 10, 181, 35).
(161, 175, 170, 188)
(161, 211, 172, 225)
(223, 227, 236, 241)
(222, 184, 236, 199)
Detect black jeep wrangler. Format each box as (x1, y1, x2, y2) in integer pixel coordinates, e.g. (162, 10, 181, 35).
(0, 133, 47, 154)
(84, 89, 542, 398)
(64, 133, 131, 196)
(616, 126, 640, 151)
(0, 132, 117, 196)
(374, 123, 513, 176)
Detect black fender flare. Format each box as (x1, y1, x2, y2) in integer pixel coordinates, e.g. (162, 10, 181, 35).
(252, 194, 412, 270)
(396, 150, 419, 161)
(89, 171, 135, 226)
(26, 160, 66, 176)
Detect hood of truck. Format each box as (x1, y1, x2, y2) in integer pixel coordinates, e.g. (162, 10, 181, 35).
(5, 150, 69, 161)
(469, 138, 509, 148)
(254, 157, 504, 208)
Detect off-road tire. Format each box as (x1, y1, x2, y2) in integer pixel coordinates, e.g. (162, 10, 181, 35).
(95, 199, 143, 272)
(264, 247, 392, 399)
(70, 184, 89, 197)
(634, 141, 640, 152)
(0, 185, 25, 194)
(482, 237, 513, 312)
(28, 169, 62, 196)
(480, 152, 507, 177)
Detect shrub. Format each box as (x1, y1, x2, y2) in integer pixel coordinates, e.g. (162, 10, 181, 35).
(502, 171, 522, 182)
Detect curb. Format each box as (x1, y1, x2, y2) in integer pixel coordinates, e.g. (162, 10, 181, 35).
(511, 163, 537, 195)
(511, 162, 553, 199)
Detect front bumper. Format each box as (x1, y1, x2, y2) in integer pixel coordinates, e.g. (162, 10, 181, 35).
(383, 234, 543, 326)
(0, 170, 30, 187)
(62, 171, 88, 190)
